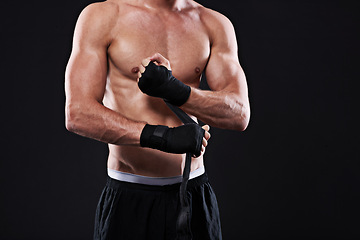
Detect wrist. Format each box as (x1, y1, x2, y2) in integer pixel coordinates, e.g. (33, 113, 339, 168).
(166, 81, 191, 106)
(140, 124, 168, 150)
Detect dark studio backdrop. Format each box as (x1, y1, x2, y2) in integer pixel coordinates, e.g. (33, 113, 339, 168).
(1, 0, 359, 239)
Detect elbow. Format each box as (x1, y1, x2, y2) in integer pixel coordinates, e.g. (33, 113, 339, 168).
(239, 119, 250, 132)
(234, 106, 250, 132)
(65, 118, 76, 133)
(65, 103, 82, 133)
(234, 117, 249, 132)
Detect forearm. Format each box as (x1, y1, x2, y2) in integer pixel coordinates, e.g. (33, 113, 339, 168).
(181, 87, 250, 131)
(65, 100, 145, 146)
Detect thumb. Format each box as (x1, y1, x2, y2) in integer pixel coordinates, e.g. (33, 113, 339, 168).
(150, 53, 171, 70)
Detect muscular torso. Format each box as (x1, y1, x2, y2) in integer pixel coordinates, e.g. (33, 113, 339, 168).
(104, 0, 211, 177)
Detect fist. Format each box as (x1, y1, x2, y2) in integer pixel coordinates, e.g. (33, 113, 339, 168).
(137, 53, 191, 106)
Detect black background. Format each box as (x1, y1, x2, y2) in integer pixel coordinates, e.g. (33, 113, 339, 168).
(1, 0, 360, 239)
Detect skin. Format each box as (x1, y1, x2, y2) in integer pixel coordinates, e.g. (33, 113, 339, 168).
(65, 0, 250, 177)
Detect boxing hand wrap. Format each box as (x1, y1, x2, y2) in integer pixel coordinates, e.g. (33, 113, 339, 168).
(138, 61, 191, 106)
(140, 123, 205, 157)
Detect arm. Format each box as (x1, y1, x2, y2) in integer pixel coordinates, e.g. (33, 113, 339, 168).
(181, 13, 250, 131)
(65, 3, 145, 146)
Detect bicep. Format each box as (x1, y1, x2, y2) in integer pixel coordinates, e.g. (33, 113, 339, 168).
(65, 49, 108, 103)
(65, 4, 111, 104)
(204, 15, 248, 101)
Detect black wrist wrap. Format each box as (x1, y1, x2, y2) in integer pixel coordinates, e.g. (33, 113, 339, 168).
(140, 123, 204, 157)
(138, 62, 191, 106)
(140, 124, 169, 152)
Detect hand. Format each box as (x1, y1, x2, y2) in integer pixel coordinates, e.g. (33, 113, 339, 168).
(140, 123, 211, 157)
(137, 53, 191, 106)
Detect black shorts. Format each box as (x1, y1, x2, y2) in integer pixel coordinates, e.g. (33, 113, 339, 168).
(94, 173, 222, 240)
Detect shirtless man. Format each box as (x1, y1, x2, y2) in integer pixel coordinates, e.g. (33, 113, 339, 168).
(65, 0, 250, 239)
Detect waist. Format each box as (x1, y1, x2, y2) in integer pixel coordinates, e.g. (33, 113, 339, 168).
(108, 166, 205, 186)
(107, 146, 204, 178)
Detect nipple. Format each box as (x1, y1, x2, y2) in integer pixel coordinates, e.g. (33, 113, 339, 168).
(131, 67, 140, 73)
(195, 67, 201, 74)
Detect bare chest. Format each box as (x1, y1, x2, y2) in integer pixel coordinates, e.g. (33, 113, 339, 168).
(107, 7, 210, 84)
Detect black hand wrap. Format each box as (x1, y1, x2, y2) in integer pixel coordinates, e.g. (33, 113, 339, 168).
(140, 123, 204, 157)
(138, 61, 191, 106)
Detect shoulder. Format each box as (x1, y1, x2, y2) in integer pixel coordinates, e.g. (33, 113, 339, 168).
(74, 1, 120, 46)
(80, 1, 119, 17)
(196, 5, 234, 31)
(78, 1, 119, 27)
(195, 4, 236, 45)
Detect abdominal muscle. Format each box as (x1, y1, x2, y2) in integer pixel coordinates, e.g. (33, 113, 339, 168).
(107, 145, 204, 178)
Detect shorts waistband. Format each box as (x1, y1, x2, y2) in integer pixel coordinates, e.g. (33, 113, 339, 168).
(107, 166, 205, 186)
(106, 168, 208, 192)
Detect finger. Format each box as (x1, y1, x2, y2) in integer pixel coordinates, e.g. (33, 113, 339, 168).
(141, 58, 151, 67)
(204, 131, 211, 141)
(139, 64, 146, 74)
(202, 137, 208, 147)
(137, 71, 142, 81)
(202, 125, 210, 132)
(202, 125, 211, 140)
